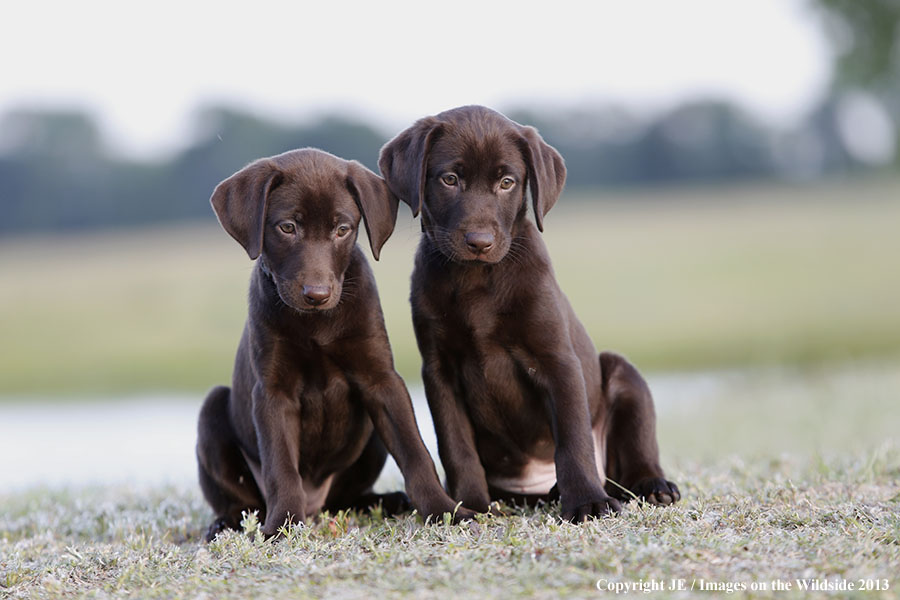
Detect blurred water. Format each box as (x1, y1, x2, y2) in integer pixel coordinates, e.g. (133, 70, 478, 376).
(0, 375, 721, 492)
(0, 398, 200, 490)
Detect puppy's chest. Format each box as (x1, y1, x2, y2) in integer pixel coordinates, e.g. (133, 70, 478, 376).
(435, 298, 519, 360)
(288, 355, 371, 467)
(419, 269, 550, 407)
(289, 352, 353, 405)
(426, 286, 534, 389)
(426, 277, 518, 340)
(278, 348, 362, 419)
(440, 305, 549, 451)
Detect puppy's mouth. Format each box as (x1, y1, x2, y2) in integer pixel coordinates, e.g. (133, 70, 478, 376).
(459, 249, 505, 264)
(431, 230, 509, 264)
(276, 281, 344, 313)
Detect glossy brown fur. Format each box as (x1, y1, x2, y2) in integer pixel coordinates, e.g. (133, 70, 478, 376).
(196, 149, 473, 540)
(379, 106, 680, 522)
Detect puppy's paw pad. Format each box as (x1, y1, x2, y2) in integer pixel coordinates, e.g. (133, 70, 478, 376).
(632, 478, 681, 506)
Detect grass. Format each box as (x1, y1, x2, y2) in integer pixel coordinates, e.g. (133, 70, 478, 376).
(1, 176, 900, 396)
(2, 363, 899, 598)
(1, 451, 897, 598)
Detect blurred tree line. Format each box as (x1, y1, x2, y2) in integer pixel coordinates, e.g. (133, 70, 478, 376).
(0, 95, 890, 235)
(0, 107, 389, 233)
(810, 0, 900, 168)
(0, 0, 896, 235)
(813, 0, 900, 110)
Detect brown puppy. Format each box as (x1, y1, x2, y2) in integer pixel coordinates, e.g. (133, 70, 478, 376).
(196, 148, 473, 540)
(379, 106, 680, 522)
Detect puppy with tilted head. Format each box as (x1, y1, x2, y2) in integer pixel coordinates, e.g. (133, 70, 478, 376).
(196, 149, 474, 541)
(379, 106, 680, 522)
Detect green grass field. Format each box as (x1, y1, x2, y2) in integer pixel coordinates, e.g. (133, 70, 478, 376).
(2, 176, 899, 396)
(2, 363, 898, 598)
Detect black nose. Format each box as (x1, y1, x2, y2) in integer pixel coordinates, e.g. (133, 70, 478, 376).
(464, 232, 495, 253)
(302, 285, 332, 306)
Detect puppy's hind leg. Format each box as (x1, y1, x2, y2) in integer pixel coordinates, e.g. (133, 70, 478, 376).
(196, 386, 266, 541)
(599, 352, 681, 506)
(324, 432, 411, 517)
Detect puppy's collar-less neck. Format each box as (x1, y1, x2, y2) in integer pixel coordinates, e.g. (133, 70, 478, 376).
(420, 197, 437, 238)
(254, 258, 284, 305)
(257, 256, 275, 280)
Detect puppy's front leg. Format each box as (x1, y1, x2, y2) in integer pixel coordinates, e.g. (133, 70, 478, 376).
(411, 313, 490, 512)
(421, 359, 491, 513)
(541, 357, 622, 522)
(358, 369, 477, 522)
(251, 384, 306, 537)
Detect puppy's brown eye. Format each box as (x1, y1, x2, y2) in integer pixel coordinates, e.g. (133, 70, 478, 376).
(441, 173, 458, 186)
(336, 224, 351, 238)
(279, 222, 296, 234)
(499, 177, 515, 190)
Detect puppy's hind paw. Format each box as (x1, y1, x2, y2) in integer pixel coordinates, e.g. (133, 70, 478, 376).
(378, 491, 413, 517)
(204, 517, 238, 542)
(631, 478, 681, 506)
(354, 491, 413, 518)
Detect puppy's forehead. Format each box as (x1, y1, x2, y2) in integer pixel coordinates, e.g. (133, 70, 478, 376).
(267, 150, 358, 218)
(430, 118, 525, 175)
(272, 181, 358, 217)
(274, 149, 348, 190)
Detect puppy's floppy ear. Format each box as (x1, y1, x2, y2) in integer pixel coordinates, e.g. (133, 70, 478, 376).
(210, 160, 283, 260)
(378, 117, 442, 217)
(516, 126, 566, 232)
(346, 161, 399, 261)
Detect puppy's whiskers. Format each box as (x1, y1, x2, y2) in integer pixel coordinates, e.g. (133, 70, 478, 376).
(338, 277, 360, 305)
(502, 236, 529, 267)
(423, 225, 462, 265)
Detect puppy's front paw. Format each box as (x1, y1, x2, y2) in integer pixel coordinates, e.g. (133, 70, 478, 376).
(262, 509, 305, 538)
(419, 499, 479, 524)
(460, 496, 491, 514)
(452, 506, 478, 523)
(561, 495, 622, 523)
(451, 485, 491, 514)
(631, 478, 681, 506)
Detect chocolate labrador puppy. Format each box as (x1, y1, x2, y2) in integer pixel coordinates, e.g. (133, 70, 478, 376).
(196, 148, 473, 540)
(379, 106, 680, 522)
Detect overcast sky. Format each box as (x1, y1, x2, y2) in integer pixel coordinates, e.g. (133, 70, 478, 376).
(1, 0, 831, 158)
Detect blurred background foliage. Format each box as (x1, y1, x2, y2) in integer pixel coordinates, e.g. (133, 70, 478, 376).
(0, 0, 899, 396)
(0, 89, 896, 235)
(815, 0, 900, 91)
